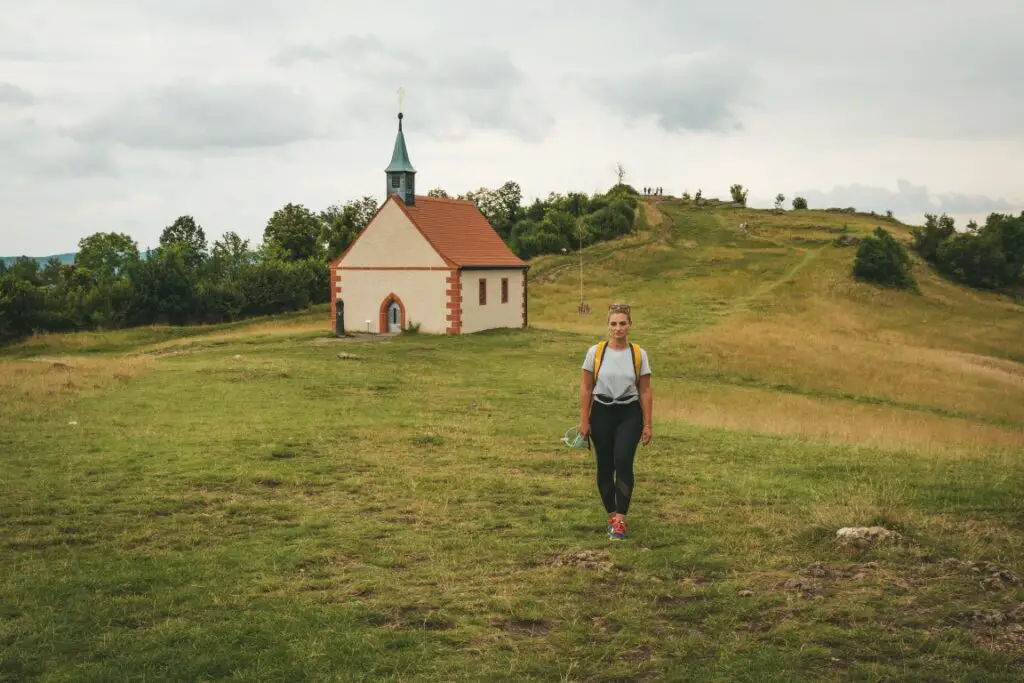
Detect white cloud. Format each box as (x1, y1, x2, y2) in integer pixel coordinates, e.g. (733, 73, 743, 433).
(70, 79, 323, 150)
(0, 0, 1022, 256)
(571, 51, 752, 133)
(272, 35, 555, 143)
(792, 179, 1016, 215)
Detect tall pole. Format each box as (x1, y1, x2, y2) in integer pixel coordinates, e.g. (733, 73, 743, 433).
(578, 217, 583, 303)
(577, 216, 587, 314)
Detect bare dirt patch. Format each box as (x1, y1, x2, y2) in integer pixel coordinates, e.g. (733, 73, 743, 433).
(550, 549, 615, 572)
(943, 558, 1021, 591)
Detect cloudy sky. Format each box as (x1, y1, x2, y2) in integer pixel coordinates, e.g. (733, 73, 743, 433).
(2, 1, 1022, 256)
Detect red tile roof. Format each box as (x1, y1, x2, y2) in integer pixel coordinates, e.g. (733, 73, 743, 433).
(396, 195, 528, 268)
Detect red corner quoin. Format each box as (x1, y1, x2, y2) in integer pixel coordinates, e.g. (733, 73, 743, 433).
(445, 270, 462, 335)
(330, 269, 342, 332)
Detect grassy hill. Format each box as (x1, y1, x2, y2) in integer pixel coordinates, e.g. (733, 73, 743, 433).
(1, 200, 1022, 681)
(530, 199, 1024, 450)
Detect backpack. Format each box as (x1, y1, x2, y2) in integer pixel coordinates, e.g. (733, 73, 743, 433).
(593, 341, 642, 388)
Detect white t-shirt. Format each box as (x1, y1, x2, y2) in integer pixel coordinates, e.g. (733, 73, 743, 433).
(581, 343, 651, 405)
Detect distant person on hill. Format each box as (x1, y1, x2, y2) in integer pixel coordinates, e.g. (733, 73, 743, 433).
(577, 303, 653, 540)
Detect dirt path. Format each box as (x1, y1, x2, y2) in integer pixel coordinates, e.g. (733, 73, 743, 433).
(725, 247, 824, 316)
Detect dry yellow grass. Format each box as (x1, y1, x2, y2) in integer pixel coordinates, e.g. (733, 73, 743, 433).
(0, 355, 156, 418)
(15, 328, 157, 351)
(658, 379, 1024, 456)
(138, 318, 329, 354)
(686, 317, 1024, 424)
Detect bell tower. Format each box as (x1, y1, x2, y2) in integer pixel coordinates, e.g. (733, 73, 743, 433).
(385, 87, 416, 205)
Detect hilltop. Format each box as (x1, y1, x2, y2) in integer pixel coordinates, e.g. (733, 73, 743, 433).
(525, 197, 1023, 449)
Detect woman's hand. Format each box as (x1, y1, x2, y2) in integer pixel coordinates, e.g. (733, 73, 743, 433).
(641, 424, 652, 445)
(578, 422, 591, 438)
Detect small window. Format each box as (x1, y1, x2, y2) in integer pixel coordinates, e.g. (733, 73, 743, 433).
(391, 175, 400, 188)
(501, 278, 508, 303)
(479, 278, 486, 305)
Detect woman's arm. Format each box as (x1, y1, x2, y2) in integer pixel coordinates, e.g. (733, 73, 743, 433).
(639, 374, 653, 445)
(579, 370, 594, 435)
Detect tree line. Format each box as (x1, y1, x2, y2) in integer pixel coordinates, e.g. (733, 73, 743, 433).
(851, 211, 1024, 294)
(0, 182, 641, 344)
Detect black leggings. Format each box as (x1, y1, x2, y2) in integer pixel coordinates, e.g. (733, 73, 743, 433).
(589, 400, 644, 514)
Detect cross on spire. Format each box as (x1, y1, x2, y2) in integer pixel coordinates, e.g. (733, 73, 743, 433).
(386, 86, 415, 205)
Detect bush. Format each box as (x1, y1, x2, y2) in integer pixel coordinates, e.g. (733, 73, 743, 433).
(729, 184, 748, 206)
(911, 213, 956, 262)
(792, 196, 808, 210)
(852, 227, 918, 292)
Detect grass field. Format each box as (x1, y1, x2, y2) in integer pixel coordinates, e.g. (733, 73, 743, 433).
(2, 200, 1023, 681)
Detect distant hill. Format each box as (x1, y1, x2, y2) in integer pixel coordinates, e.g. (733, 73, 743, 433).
(1, 253, 76, 267)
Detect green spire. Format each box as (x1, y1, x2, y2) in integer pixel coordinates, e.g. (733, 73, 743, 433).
(385, 113, 415, 173)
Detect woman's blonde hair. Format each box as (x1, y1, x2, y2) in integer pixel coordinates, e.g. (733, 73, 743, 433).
(607, 303, 632, 323)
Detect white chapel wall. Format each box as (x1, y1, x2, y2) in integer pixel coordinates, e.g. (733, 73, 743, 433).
(340, 199, 448, 268)
(460, 269, 525, 334)
(340, 269, 448, 334)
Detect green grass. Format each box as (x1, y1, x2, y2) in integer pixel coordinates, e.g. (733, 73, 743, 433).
(2, 200, 1023, 681)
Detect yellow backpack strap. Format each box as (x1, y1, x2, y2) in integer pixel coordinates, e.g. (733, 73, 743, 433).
(593, 341, 607, 381)
(630, 343, 641, 384)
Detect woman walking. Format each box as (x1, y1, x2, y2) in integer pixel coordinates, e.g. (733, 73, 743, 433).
(578, 303, 653, 540)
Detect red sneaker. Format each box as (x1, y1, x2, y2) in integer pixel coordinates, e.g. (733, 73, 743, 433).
(609, 513, 627, 540)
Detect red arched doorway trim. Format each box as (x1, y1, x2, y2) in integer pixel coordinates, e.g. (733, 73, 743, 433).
(378, 293, 406, 333)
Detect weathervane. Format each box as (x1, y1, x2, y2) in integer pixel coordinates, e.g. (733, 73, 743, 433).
(397, 86, 405, 114)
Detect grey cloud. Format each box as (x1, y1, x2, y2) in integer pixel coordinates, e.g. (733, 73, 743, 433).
(0, 83, 34, 106)
(273, 35, 552, 142)
(70, 80, 321, 150)
(0, 118, 118, 179)
(794, 179, 1017, 215)
(571, 51, 751, 133)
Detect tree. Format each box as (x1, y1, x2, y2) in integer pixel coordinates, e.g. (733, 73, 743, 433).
(463, 182, 522, 240)
(210, 231, 255, 279)
(7, 256, 41, 285)
(159, 215, 208, 267)
(852, 227, 917, 291)
(935, 212, 1024, 290)
(774, 193, 786, 211)
(321, 195, 379, 260)
(263, 203, 324, 261)
(911, 212, 956, 262)
(729, 184, 748, 206)
(792, 196, 808, 210)
(0, 272, 47, 342)
(427, 187, 450, 198)
(75, 232, 139, 282)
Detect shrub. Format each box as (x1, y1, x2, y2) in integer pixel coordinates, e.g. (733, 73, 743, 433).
(729, 184, 748, 206)
(852, 227, 918, 292)
(792, 196, 808, 210)
(911, 213, 956, 262)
